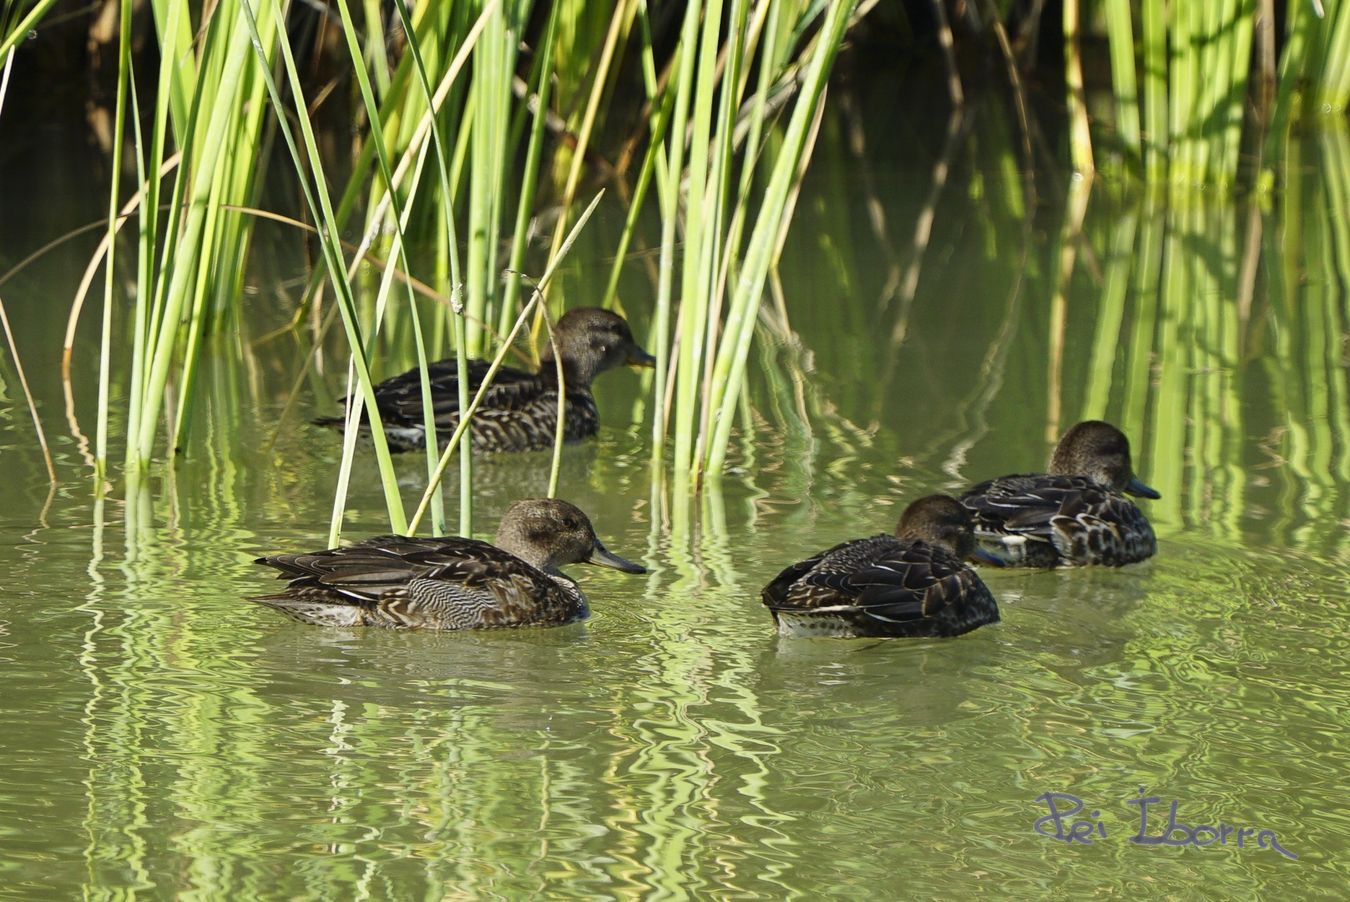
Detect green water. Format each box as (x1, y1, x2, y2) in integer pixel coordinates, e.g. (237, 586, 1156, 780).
(1, 119, 1347, 897)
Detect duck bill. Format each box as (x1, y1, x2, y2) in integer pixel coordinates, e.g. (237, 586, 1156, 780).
(626, 345, 658, 369)
(1125, 476, 1161, 499)
(587, 540, 646, 574)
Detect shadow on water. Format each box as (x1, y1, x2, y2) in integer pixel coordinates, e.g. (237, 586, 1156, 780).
(0, 102, 1346, 896)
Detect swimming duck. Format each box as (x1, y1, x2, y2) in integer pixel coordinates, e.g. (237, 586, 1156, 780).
(761, 495, 999, 639)
(315, 307, 656, 453)
(251, 498, 645, 629)
(958, 420, 1160, 568)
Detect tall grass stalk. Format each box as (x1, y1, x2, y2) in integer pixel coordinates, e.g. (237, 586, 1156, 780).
(670, 0, 726, 478)
(499, 2, 562, 338)
(1063, 0, 1094, 175)
(239, 0, 409, 538)
(1321, 6, 1350, 110)
(1138, 0, 1169, 179)
(0, 23, 56, 486)
(673, 0, 854, 482)
(400, 0, 495, 534)
(538, 1, 636, 271)
(1103, 0, 1141, 162)
(613, 1, 856, 483)
(0, 0, 59, 60)
(647, 0, 701, 471)
(599, 1, 676, 318)
(97, 0, 134, 485)
(463, 0, 524, 357)
(0, 291, 56, 485)
(0, 48, 51, 481)
(336, 0, 449, 535)
(1100, 0, 1281, 186)
(324, 0, 495, 534)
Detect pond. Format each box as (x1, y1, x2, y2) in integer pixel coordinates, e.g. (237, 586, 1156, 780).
(0, 104, 1345, 896)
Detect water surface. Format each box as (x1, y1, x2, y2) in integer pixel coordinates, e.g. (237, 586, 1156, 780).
(0, 110, 1345, 897)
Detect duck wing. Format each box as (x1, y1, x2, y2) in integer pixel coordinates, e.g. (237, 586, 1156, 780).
(958, 474, 1105, 563)
(763, 536, 998, 637)
(961, 473, 1156, 566)
(760, 536, 862, 609)
(845, 541, 991, 625)
(765, 535, 939, 616)
(369, 359, 546, 430)
(1047, 494, 1157, 566)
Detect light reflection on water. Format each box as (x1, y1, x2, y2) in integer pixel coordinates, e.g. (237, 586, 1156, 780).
(2, 145, 1348, 898)
(0, 477, 1344, 896)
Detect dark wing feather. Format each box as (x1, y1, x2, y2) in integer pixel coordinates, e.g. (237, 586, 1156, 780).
(769, 535, 944, 616)
(849, 556, 946, 621)
(763, 535, 998, 637)
(960, 474, 1110, 532)
(760, 537, 858, 608)
(766, 535, 901, 612)
(1049, 496, 1157, 565)
(256, 535, 506, 598)
(367, 359, 545, 430)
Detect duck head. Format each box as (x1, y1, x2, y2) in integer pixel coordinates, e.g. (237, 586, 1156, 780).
(896, 494, 978, 560)
(494, 498, 646, 576)
(1049, 420, 1160, 498)
(540, 308, 656, 387)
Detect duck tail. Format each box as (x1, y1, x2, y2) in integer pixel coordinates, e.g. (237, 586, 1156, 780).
(250, 595, 367, 628)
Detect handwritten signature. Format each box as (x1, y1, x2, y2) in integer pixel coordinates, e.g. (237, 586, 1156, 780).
(1033, 788, 1297, 860)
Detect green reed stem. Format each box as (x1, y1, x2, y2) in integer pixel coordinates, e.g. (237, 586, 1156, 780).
(1319, 1, 1350, 110)
(650, 0, 701, 466)
(1223, 1, 1256, 180)
(1140, 0, 1168, 179)
(1104, 0, 1141, 164)
(408, 191, 604, 534)
(704, 0, 854, 476)
(390, 0, 478, 535)
(0, 0, 59, 59)
(240, 0, 408, 540)
(599, 5, 675, 314)
(671, 0, 722, 475)
(500, 2, 561, 332)
(336, 0, 447, 534)
(1063, 0, 1094, 175)
(95, 0, 134, 482)
(541, 1, 635, 267)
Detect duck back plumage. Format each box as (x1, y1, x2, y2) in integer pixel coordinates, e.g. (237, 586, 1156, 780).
(761, 534, 999, 638)
(959, 474, 1156, 567)
(315, 359, 599, 453)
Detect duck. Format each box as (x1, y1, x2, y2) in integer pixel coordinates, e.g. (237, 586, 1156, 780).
(761, 495, 999, 639)
(958, 420, 1160, 568)
(251, 498, 645, 629)
(314, 307, 656, 453)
